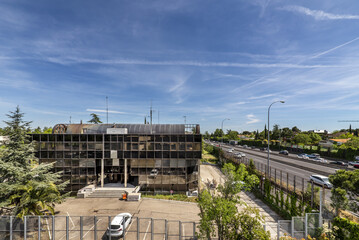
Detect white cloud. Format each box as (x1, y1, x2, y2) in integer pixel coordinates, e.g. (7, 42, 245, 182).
(246, 114, 260, 124)
(281, 5, 359, 20)
(249, 94, 276, 100)
(86, 109, 127, 114)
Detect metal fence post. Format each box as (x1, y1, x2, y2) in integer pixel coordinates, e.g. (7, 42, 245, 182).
(80, 216, 83, 240)
(277, 221, 280, 240)
(294, 175, 296, 194)
(286, 173, 289, 192)
(24, 216, 27, 240)
(179, 221, 182, 240)
(137, 217, 140, 240)
(291, 218, 294, 238)
(193, 222, 196, 239)
(311, 181, 314, 208)
(10, 216, 13, 240)
(38, 216, 41, 240)
(52, 215, 55, 240)
(123, 217, 126, 240)
(304, 213, 308, 239)
(66, 216, 69, 240)
(94, 216, 97, 240)
(108, 216, 112, 240)
(151, 218, 154, 240)
(165, 219, 168, 240)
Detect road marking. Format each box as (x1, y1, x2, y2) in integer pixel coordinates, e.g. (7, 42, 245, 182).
(142, 220, 151, 240)
(83, 219, 102, 238)
(45, 218, 51, 240)
(67, 212, 75, 228)
(125, 219, 134, 236)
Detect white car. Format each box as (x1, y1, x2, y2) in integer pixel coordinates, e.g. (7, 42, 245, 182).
(228, 148, 234, 153)
(106, 213, 132, 238)
(236, 152, 246, 157)
(150, 169, 158, 176)
(309, 175, 332, 189)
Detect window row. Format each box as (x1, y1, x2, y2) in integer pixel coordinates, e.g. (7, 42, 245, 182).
(36, 142, 201, 151)
(32, 134, 202, 143)
(37, 151, 202, 159)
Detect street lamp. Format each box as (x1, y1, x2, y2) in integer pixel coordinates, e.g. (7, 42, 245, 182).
(220, 118, 230, 149)
(267, 101, 285, 178)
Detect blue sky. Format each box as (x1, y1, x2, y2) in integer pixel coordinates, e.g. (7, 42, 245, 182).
(1, 0, 359, 133)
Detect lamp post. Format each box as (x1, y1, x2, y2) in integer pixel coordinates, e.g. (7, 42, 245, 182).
(220, 118, 230, 149)
(267, 101, 285, 178)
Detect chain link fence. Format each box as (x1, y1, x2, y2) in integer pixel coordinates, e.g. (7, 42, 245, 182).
(0, 215, 198, 240)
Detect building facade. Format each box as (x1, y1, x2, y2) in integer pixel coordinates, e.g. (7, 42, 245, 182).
(30, 124, 201, 193)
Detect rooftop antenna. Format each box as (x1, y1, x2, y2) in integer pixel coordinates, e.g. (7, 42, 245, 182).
(158, 110, 160, 124)
(69, 116, 72, 124)
(106, 96, 108, 124)
(183, 116, 187, 124)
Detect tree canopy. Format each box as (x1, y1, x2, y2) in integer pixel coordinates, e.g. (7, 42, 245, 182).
(88, 113, 102, 124)
(197, 163, 268, 240)
(0, 106, 68, 218)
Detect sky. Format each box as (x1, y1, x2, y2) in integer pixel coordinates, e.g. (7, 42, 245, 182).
(1, 0, 359, 133)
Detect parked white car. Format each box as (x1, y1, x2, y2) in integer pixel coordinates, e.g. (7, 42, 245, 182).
(106, 213, 132, 238)
(309, 175, 332, 189)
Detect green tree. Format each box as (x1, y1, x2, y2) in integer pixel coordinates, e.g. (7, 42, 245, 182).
(292, 133, 311, 145)
(0, 106, 68, 218)
(281, 127, 293, 141)
(292, 126, 301, 133)
(226, 130, 239, 140)
(197, 163, 267, 239)
(329, 170, 359, 213)
(88, 113, 102, 124)
(213, 128, 224, 138)
(309, 132, 322, 145)
(271, 124, 281, 140)
(204, 131, 210, 139)
(331, 187, 348, 216)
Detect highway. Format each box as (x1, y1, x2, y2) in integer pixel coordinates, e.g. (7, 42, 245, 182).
(206, 140, 338, 205)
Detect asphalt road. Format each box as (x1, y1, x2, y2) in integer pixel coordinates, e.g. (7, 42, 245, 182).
(206, 141, 334, 204)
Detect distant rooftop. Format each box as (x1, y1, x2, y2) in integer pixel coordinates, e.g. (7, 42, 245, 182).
(52, 123, 200, 134)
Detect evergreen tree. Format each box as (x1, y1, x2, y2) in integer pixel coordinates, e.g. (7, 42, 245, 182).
(264, 124, 267, 139)
(88, 113, 102, 124)
(349, 124, 352, 133)
(0, 106, 68, 218)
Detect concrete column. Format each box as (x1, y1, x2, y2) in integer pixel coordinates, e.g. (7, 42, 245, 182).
(124, 158, 127, 188)
(101, 158, 104, 188)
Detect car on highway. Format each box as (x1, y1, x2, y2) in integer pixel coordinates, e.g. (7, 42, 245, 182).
(330, 161, 348, 166)
(250, 146, 256, 149)
(243, 145, 248, 148)
(106, 213, 132, 238)
(349, 161, 359, 166)
(309, 175, 332, 189)
(353, 163, 359, 169)
(279, 150, 289, 155)
(236, 152, 246, 157)
(260, 147, 271, 152)
(227, 148, 234, 153)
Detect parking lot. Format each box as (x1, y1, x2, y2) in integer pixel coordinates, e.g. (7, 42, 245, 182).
(49, 198, 200, 239)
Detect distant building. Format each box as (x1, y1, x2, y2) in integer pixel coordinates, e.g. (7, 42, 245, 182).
(329, 139, 350, 145)
(30, 123, 201, 194)
(308, 130, 331, 134)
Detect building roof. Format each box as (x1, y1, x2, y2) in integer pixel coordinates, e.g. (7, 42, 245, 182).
(329, 139, 350, 143)
(53, 123, 200, 134)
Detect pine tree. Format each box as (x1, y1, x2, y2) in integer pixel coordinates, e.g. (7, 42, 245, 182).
(88, 113, 102, 124)
(0, 106, 68, 218)
(264, 124, 267, 139)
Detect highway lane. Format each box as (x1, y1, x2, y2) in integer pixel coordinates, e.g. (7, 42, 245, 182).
(207, 141, 333, 204)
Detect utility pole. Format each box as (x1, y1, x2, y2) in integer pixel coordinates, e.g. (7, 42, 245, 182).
(106, 96, 108, 124)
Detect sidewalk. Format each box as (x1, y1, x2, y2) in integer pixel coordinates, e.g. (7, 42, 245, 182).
(200, 164, 281, 238)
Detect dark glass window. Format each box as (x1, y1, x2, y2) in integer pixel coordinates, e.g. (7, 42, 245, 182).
(80, 151, 87, 158)
(65, 135, 71, 142)
(56, 152, 63, 158)
(179, 151, 185, 158)
(96, 151, 102, 158)
(124, 136, 131, 142)
(105, 143, 111, 150)
(49, 135, 55, 141)
(155, 136, 162, 142)
(80, 135, 87, 141)
(163, 151, 170, 158)
(88, 135, 94, 142)
(155, 152, 162, 158)
(132, 136, 139, 142)
(72, 159, 79, 166)
(194, 135, 201, 142)
(72, 135, 79, 142)
(88, 151, 95, 158)
(57, 135, 64, 142)
(124, 151, 131, 158)
(171, 152, 177, 158)
(163, 135, 170, 142)
(155, 143, 162, 150)
(41, 134, 48, 142)
(132, 151, 138, 158)
(118, 136, 123, 142)
(179, 135, 185, 142)
(163, 144, 170, 150)
(186, 135, 194, 142)
(111, 135, 117, 141)
(147, 152, 154, 158)
(96, 135, 103, 142)
(104, 151, 110, 158)
(132, 143, 138, 150)
(140, 151, 146, 158)
(32, 134, 40, 141)
(105, 135, 111, 142)
(171, 136, 177, 142)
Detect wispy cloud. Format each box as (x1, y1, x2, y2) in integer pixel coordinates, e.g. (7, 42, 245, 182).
(86, 109, 127, 114)
(280, 5, 359, 20)
(246, 114, 260, 124)
(249, 94, 276, 100)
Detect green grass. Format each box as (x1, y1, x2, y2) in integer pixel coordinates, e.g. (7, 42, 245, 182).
(201, 148, 218, 164)
(142, 194, 198, 203)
